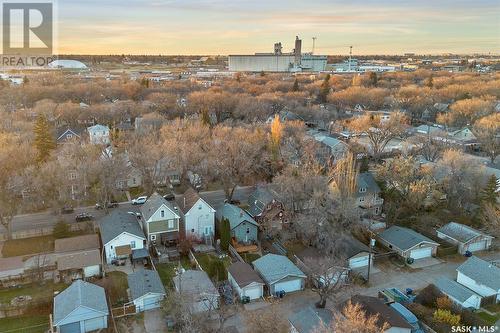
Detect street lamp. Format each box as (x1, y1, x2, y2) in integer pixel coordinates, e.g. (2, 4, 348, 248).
(367, 238, 376, 283)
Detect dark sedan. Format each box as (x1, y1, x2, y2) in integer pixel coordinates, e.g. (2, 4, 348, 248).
(75, 213, 94, 222)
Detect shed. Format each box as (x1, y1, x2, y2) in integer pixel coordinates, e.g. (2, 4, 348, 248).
(252, 254, 306, 295)
(227, 262, 264, 301)
(53, 280, 109, 333)
(377, 226, 439, 260)
(127, 269, 166, 312)
(436, 222, 493, 254)
(435, 277, 482, 309)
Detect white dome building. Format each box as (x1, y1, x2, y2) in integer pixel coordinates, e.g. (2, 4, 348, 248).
(48, 59, 88, 70)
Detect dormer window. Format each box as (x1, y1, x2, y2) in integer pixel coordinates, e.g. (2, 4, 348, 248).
(359, 187, 366, 193)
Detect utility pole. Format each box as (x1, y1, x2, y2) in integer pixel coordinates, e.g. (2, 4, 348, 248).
(367, 238, 376, 283)
(312, 37, 317, 54)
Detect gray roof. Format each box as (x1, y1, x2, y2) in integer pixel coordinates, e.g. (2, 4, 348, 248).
(227, 262, 264, 288)
(53, 280, 108, 324)
(140, 192, 181, 222)
(252, 254, 306, 285)
(289, 307, 333, 333)
(378, 226, 438, 251)
(216, 203, 258, 230)
(357, 172, 381, 197)
(437, 222, 492, 243)
(435, 277, 480, 303)
(99, 211, 145, 245)
(247, 186, 276, 217)
(457, 256, 500, 291)
(172, 270, 218, 296)
(127, 269, 166, 300)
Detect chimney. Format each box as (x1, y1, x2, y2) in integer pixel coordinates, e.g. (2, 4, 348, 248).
(183, 197, 186, 208)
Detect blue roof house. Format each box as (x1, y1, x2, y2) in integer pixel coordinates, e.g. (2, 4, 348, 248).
(53, 280, 109, 333)
(216, 203, 258, 244)
(253, 254, 306, 296)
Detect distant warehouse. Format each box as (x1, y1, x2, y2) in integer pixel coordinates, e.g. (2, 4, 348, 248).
(228, 36, 327, 72)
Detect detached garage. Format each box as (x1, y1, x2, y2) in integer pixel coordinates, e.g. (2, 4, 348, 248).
(53, 280, 109, 333)
(253, 254, 306, 296)
(437, 222, 493, 254)
(378, 226, 439, 261)
(228, 262, 264, 301)
(128, 269, 166, 312)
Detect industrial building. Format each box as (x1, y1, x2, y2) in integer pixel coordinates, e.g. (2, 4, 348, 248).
(228, 36, 327, 72)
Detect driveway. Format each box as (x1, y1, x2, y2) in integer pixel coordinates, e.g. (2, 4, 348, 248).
(143, 309, 167, 333)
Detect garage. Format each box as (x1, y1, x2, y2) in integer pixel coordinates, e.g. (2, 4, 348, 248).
(273, 278, 302, 294)
(410, 247, 432, 260)
(60, 322, 81, 333)
(242, 284, 263, 300)
(84, 317, 106, 332)
(467, 240, 487, 252)
(128, 269, 166, 313)
(349, 255, 370, 269)
(141, 295, 161, 311)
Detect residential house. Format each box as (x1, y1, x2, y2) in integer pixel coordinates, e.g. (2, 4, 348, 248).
(346, 295, 413, 333)
(56, 128, 82, 144)
(448, 127, 478, 149)
(435, 277, 482, 310)
(52, 280, 109, 333)
(252, 254, 306, 295)
(356, 172, 384, 216)
(216, 203, 258, 244)
(128, 269, 166, 312)
(54, 235, 101, 282)
(377, 226, 439, 261)
(177, 188, 215, 242)
(227, 262, 265, 301)
(140, 193, 181, 245)
(436, 222, 494, 254)
(456, 256, 500, 303)
(308, 129, 349, 163)
(87, 124, 110, 145)
(266, 109, 304, 124)
(289, 307, 333, 333)
(172, 270, 220, 313)
(99, 211, 146, 264)
(247, 186, 286, 232)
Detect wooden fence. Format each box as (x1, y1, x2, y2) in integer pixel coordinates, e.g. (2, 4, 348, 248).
(111, 303, 136, 318)
(228, 245, 244, 263)
(188, 249, 203, 271)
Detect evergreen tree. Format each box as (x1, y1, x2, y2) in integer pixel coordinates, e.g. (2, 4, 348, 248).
(318, 74, 331, 103)
(292, 78, 299, 92)
(33, 114, 56, 164)
(219, 217, 231, 250)
(481, 175, 498, 204)
(425, 74, 433, 88)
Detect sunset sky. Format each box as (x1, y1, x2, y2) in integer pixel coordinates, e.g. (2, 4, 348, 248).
(57, 0, 499, 55)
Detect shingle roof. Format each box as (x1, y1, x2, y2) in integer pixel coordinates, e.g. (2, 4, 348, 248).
(457, 256, 500, 291)
(247, 187, 276, 217)
(127, 269, 166, 300)
(87, 124, 109, 132)
(378, 226, 438, 251)
(216, 203, 258, 230)
(99, 211, 145, 245)
(227, 262, 264, 288)
(56, 249, 101, 271)
(437, 222, 491, 243)
(348, 295, 412, 330)
(252, 254, 306, 285)
(53, 280, 108, 324)
(172, 270, 218, 296)
(140, 192, 180, 222)
(178, 187, 202, 214)
(435, 277, 480, 303)
(357, 172, 381, 196)
(289, 307, 333, 333)
(54, 234, 100, 253)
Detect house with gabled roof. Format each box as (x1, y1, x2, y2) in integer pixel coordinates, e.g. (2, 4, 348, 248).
(216, 203, 258, 244)
(247, 186, 286, 232)
(252, 254, 306, 295)
(52, 280, 109, 333)
(140, 192, 182, 245)
(435, 276, 482, 310)
(56, 128, 82, 144)
(437, 222, 493, 254)
(99, 211, 146, 264)
(356, 172, 384, 216)
(87, 124, 110, 145)
(377, 226, 439, 261)
(177, 188, 215, 242)
(456, 256, 500, 303)
(227, 262, 264, 301)
(127, 269, 166, 312)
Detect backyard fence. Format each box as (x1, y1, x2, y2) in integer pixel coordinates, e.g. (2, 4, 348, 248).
(188, 249, 203, 271)
(111, 303, 136, 318)
(228, 245, 244, 263)
(0, 222, 94, 241)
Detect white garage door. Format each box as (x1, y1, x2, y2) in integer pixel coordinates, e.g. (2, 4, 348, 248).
(243, 285, 262, 300)
(410, 247, 432, 260)
(350, 256, 369, 269)
(274, 278, 302, 294)
(467, 241, 486, 252)
(84, 317, 104, 332)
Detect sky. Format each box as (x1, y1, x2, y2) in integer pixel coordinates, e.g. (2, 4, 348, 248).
(56, 0, 500, 55)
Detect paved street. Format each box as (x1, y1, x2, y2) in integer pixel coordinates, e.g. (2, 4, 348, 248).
(1, 186, 255, 235)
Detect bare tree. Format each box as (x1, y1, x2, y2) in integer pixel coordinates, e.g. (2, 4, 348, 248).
(243, 305, 289, 333)
(306, 256, 350, 308)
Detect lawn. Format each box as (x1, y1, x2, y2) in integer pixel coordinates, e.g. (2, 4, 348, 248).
(195, 253, 232, 281)
(156, 263, 178, 289)
(0, 314, 49, 333)
(0, 282, 67, 305)
(95, 271, 128, 306)
(477, 311, 500, 325)
(1, 235, 55, 257)
(241, 253, 261, 264)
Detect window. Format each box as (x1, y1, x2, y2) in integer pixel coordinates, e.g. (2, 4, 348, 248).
(191, 228, 195, 233)
(151, 234, 156, 241)
(359, 187, 366, 193)
(69, 171, 77, 180)
(246, 227, 250, 234)
(67, 134, 73, 139)
(359, 197, 365, 203)
(198, 205, 202, 210)
(131, 241, 136, 248)
(161, 210, 165, 218)
(168, 220, 174, 229)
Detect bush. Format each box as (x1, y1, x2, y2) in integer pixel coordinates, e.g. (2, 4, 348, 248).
(53, 221, 71, 239)
(436, 296, 453, 310)
(459, 309, 489, 327)
(416, 284, 443, 307)
(433, 309, 461, 326)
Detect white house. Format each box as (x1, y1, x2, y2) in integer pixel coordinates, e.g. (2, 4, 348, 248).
(140, 193, 181, 245)
(127, 269, 166, 312)
(456, 256, 500, 303)
(87, 124, 110, 145)
(252, 254, 306, 295)
(227, 262, 264, 301)
(173, 270, 220, 313)
(99, 211, 146, 264)
(435, 277, 482, 310)
(436, 222, 494, 254)
(177, 188, 215, 241)
(53, 280, 109, 333)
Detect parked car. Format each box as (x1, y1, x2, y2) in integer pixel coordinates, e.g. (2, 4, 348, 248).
(131, 196, 148, 205)
(163, 193, 175, 201)
(75, 213, 94, 222)
(95, 201, 119, 210)
(60, 206, 74, 214)
(128, 211, 141, 219)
